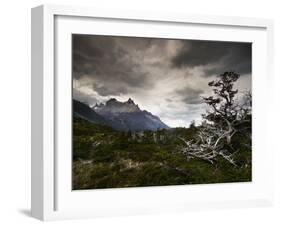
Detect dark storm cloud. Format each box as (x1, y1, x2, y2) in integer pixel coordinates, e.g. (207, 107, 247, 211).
(92, 83, 125, 97)
(73, 35, 152, 96)
(73, 89, 99, 106)
(172, 40, 252, 76)
(176, 86, 204, 105)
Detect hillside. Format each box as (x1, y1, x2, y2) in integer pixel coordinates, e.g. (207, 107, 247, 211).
(72, 117, 251, 189)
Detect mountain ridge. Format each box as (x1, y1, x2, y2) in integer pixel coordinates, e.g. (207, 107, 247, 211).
(73, 98, 169, 131)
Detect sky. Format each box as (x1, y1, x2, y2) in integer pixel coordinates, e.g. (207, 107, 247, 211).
(72, 34, 252, 128)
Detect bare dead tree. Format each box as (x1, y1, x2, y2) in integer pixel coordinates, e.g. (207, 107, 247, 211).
(179, 72, 251, 166)
(178, 124, 237, 166)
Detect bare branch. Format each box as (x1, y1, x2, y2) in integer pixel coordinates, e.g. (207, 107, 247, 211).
(178, 72, 251, 167)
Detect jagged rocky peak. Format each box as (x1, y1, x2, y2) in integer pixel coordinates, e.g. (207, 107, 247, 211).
(127, 98, 134, 104)
(106, 98, 118, 105)
(93, 102, 104, 108)
(94, 97, 140, 114)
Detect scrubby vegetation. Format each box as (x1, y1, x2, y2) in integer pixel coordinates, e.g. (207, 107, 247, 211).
(72, 72, 251, 190)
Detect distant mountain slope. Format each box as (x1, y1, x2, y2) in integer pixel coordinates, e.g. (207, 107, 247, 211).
(73, 99, 108, 125)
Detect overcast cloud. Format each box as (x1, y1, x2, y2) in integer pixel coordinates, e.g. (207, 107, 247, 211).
(73, 34, 252, 127)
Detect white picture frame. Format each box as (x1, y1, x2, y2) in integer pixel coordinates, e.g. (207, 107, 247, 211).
(31, 4, 274, 221)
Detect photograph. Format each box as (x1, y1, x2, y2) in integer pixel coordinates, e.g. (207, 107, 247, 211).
(72, 34, 252, 190)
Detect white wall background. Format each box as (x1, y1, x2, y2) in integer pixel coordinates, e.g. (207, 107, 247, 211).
(0, 0, 280, 225)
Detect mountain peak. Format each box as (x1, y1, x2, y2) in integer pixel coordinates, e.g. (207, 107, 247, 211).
(106, 98, 118, 104)
(94, 97, 140, 114)
(127, 98, 134, 104)
(75, 98, 170, 131)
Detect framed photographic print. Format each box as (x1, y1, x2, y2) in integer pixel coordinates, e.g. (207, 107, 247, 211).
(31, 4, 274, 221)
